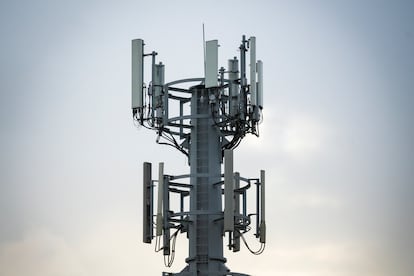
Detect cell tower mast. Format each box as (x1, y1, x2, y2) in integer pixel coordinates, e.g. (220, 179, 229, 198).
(132, 35, 266, 276)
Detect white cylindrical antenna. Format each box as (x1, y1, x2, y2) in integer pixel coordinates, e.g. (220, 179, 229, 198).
(257, 60, 263, 109)
(156, 162, 164, 236)
(228, 57, 239, 117)
(131, 39, 144, 109)
(259, 169, 266, 243)
(205, 40, 218, 88)
(249, 36, 257, 106)
(224, 149, 234, 232)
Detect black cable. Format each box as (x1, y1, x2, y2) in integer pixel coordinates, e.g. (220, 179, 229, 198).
(237, 229, 266, 255)
(163, 227, 181, 267)
(159, 129, 189, 157)
(154, 235, 163, 253)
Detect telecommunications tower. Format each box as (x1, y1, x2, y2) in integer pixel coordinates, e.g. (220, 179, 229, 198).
(131, 35, 266, 276)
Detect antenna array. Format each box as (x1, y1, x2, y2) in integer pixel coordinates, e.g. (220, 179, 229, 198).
(132, 35, 266, 276)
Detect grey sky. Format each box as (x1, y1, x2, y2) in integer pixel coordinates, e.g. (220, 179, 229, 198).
(1, 1, 413, 275)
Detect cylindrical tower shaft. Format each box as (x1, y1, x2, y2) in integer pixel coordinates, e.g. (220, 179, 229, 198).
(179, 85, 228, 276)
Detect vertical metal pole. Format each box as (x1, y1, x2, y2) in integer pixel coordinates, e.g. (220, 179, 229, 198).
(233, 172, 241, 252)
(240, 35, 247, 87)
(239, 36, 247, 120)
(179, 101, 184, 138)
(180, 193, 184, 222)
(243, 190, 247, 220)
(151, 52, 157, 124)
(224, 149, 234, 232)
(255, 180, 260, 238)
(163, 83, 169, 126)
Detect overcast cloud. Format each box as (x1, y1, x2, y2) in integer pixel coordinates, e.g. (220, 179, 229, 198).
(1, 1, 413, 275)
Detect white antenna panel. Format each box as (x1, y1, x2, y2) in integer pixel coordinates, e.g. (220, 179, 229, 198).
(257, 60, 263, 109)
(154, 63, 165, 98)
(153, 63, 165, 119)
(156, 162, 164, 236)
(260, 169, 266, 243)
(249, 36, 257, 106)
(132, 39, 144, 109)
(228, 58, 239, 117)
(205, 40, 218, 88)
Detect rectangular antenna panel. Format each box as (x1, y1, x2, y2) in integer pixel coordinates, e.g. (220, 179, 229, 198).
(224, 149, 234, 232)
(132, 39, 144, 109)
(257, 60, 263, 109)
(163, 176, 171, 256)
(153, 63, 165, 119)
(260, 169, 266, 243)
(249, 36, 257, 106)
(205, 40, 218, 88)
(143, 162, 153, 243)
(154, 63, 165, 98)
(228, 58, 239, 117)
(156, 162, 164, 236)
